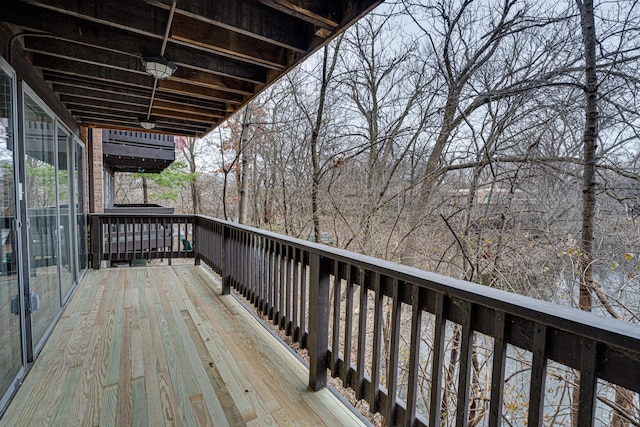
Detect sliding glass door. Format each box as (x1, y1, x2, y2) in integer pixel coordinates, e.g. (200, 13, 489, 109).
(74, 141, 87, 277)
(57, 126, 75, 303)
(23, 91, 60, 349)
(0, 60, 25, 412)
(0, 60, 88, 412)
(22, 87, 85, 355)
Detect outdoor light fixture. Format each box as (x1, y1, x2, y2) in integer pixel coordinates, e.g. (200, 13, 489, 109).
(139, 120, 156, 130)
(141, 57, 177, 79)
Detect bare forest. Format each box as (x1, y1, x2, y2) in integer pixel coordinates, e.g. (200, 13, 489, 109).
(115, 1, 640, 425)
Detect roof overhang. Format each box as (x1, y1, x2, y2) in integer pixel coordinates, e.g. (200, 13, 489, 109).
(1, 0, 384, 137)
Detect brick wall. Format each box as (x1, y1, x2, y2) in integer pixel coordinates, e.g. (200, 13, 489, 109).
(91, 128, 104, 213)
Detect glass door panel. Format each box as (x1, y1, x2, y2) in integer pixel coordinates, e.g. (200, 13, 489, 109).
(0, 64, 23, 406)
(57, 126, 75, 302)
(23, 93, 60, 349)
(75, 141, 87, 276)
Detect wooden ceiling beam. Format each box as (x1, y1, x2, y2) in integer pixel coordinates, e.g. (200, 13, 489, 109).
(69, 108, 139, 122)
(51, 80, 151, 101)
(163, 43, 266, 84)
(151, 108, 220, 124)
(152, 95, 228, 114)
(25, 0, 309, 52)
(157, 80, 244, 106)
(24, 38, 145, 74)
(256, 0, 339, 30)
(33, 54, 154, 88)
(57, 90, 150, 109)
(152, 100, 226, 117)
(170, 14, 287, 70)
(20, 28, 267, 84)
(64, 99, 150, 116)
(146, 0, 310, 52)
(8, 1, 285, 73)
(71, 110, 209, 134)
(77, 118, 203, 137)
(43, 70, 245, 106)
(22, 0, 170, 39)
(169, 68, 256, 96)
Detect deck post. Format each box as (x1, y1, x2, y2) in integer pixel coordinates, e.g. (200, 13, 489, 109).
(90, 215, 102, 269)
(193, 216, 201, 266)
(308, 252, 330, 391)
(221, 225, 231, 295)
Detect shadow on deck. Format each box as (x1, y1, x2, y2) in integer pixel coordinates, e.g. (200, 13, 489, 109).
(0, 266, 363, 426)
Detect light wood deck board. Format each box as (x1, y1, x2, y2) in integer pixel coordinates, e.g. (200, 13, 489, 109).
(0, 266, 365, 427)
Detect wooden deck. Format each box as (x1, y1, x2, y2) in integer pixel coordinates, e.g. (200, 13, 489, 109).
(0, 266, 364, 426)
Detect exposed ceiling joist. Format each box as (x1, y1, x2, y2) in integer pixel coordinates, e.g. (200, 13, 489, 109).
(3, 0, 384, 137)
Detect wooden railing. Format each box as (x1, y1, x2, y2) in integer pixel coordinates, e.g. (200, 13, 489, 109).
(89, 214, 193, 268)
(90, 214, 640, 426)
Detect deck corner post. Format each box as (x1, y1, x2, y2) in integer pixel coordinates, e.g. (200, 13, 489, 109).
(308, 252, 330, 391)
(221, 225, 231, 295)
(90, 214, 102, 270)
(193, 216, 201, 266)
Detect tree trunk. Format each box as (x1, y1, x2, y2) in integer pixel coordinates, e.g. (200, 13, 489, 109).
(238, 109, 251, 224)
(577, 0, 597, 312)
(310, 41, 341, 241)
(310, 48, 329, 242)
(187, 137, 199, 214)
(574, 0, 598, 425)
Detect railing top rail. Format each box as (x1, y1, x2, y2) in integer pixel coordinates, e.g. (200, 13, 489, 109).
(91, 213, 194, 220)
(197, 215, 640, 350)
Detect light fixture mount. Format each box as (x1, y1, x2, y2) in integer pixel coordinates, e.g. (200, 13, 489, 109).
(139, 120, 156, 130)
(141, 57, 177, 80)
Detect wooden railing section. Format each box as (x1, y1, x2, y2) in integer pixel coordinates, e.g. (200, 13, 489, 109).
(90, 214, 193, 268)
(90, 214, 640, 426)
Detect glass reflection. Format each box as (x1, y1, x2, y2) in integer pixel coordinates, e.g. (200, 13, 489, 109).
(24, 94, 60, 347)
(75, 142, 87, 275)
(57, 126, 75, 302)
(0, 67, 22, 402)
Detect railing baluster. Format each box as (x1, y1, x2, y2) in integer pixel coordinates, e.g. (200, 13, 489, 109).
(221, 225, 230, 295)
(342, 265, 354, 388)
(279, 244, 286, 329)
(247, 233, 252, 299)
(527, 324, 548, 427)
(356, 268, 368, 400)
(308, 252, 330, 391)
(273, 242, 280, 325)
(273, 240, 279, 320)
(331, 260, 341, 376)
(91, 215, 102, 269)
(429, 292, 446, 427)
(386, 278, 401, 426)
(370, 272, 383, 413)
(115, 217, 121, 261)
(267, 239, 274, 320)
(252, 236, 258, 305)
(489, 311, 507, 427)
(263, 238, 268, 312)
(285, 245, 292, 335)
(253, 235, 259, 308)
(293, 247, 300, 342)
(168, 217, 173, 265)
(455, 301, 474, 427)
(300, 252, 308, 349)
(138, 217, 143, 258)
(406, 284, 423, 426)
(578, 339, 598, 427)
(147, 216, 152, 260)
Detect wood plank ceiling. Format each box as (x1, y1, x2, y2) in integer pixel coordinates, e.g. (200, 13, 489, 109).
(2, 0, 383, 137)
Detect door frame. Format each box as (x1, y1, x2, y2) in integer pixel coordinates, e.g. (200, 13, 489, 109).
(0, 56, 28, 417)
